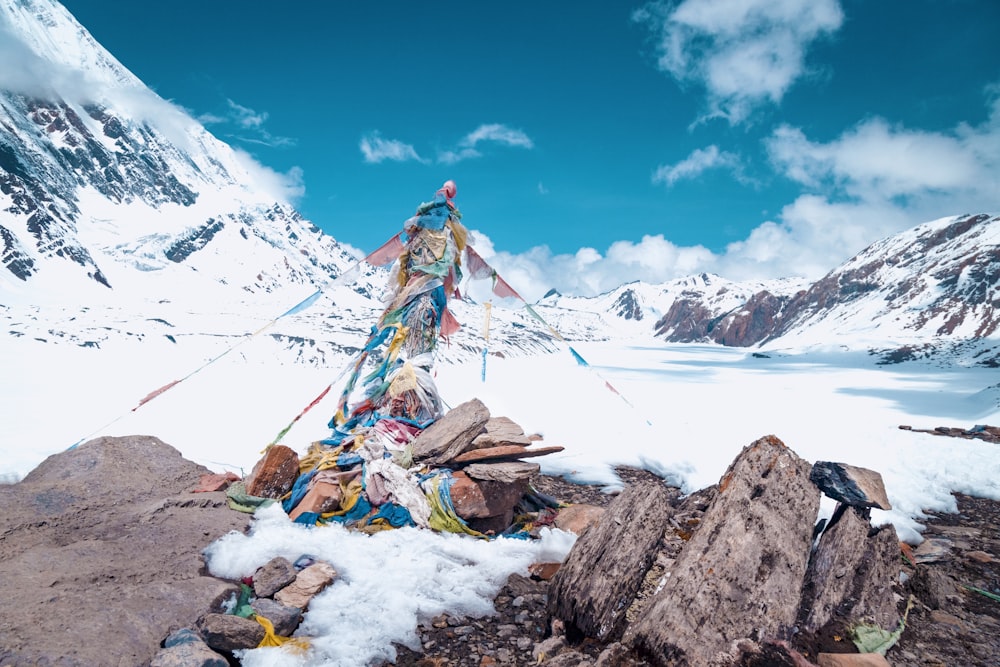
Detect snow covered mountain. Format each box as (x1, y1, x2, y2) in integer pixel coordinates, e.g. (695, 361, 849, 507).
(0, 0, 556, 367)
(531, 213, 1000, 366)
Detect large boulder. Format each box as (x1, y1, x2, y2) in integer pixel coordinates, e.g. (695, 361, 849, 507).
(0, 435, 251, 667)
(548, 477, 677, 643)
(627, 435, 820, 666)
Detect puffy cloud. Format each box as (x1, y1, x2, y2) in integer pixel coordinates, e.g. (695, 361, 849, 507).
(232, 149, 306, 202)
(359, 132, 426, 164)
(634, 0, 844, 124)
(652, 144, 741, 185)
(464, 230, 716, 302)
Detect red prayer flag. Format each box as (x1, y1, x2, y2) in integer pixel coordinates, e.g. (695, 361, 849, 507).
(492, 275, 522, 301)
(365, 233, 404, 266)
(440, 307, 461, 337)
(465, 245, 495, 280)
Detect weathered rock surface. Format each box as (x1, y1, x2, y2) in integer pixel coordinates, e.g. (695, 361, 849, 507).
(549, 478, 678, 642)
(244, 444, 299, 498)
(252, 556, 298, 598)
(627, 435, 820, 665)
(810, 461, 892, 510)
(452, 443, 566, 464)
(274, 561, 338, 609)
(798, 506, 901, 635)
(197, 612, 266, 651)
(471, 416, 534, 448)
(150, 628, 228, 667)
(0, 435, 251, 667)
(411, 398, 491, 464)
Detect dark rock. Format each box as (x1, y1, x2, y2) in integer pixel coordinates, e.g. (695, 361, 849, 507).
(549, 478, 677, 642)
(411, 398, 491, 464)
(252, 556, 298, 598)
(810, 461, 892, 510)
(250, 598, 302, 637)
(627, 435, 820, 665)
(907, 565, 956, 610)
(798, 506, 901, 635)
(244, 444, 300, 499)
(197, 613, 266, 652)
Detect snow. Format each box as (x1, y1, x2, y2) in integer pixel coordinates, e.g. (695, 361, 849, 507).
(2, 306, 999, 665)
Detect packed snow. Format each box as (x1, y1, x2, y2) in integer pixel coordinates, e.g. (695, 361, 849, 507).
(2, 307, 998, 666)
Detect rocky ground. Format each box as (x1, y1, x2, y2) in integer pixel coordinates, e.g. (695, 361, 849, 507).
(386, 475, 1000, 667)
(1, 437, 998, 666)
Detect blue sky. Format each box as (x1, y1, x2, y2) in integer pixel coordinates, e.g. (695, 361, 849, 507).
(61, 0, 1000, 297)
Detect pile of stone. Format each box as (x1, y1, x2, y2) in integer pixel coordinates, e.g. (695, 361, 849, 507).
(239, 398, 566, 535)
(899, 423, 1000, 444)
(152, 555, 337, 665)
(541, 435, 903, 667)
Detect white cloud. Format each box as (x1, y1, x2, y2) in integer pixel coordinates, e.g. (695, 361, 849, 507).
(634, 0, 844, 124)
(470, 90, 1000, 296)
(226, 99, 267, 128)
(437, 124, 534, 164)
(461, 124, 534, 149)
(232, 149, 305, 202)
(465, 230, 716, 302)
(359, 132, 426, 164)
(653, 144, 740, 185)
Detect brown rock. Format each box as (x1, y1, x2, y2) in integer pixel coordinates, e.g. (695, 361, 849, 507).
(449, 471, 491, 519)
(627, 435, 821, 665)
(464, 461, 540, 483)
(967, 550, 994, 563)
(817, 654, 890, 667)
(197, 613, 266, 652)
(411, 398, 491, 464)
(929, 609, 966, 629)
(471, 416, 533, 448)
(528, 562, 562, 581)
(451, 444, 565, 464)
(252, 556, 298, 598)
(190, 471, 240, 493)
(288, 480, 342, 521)
(250, 598, 302, 637)
(274, 561, 337, 609)
(553, 504, 606, 536)
(549, 478, 677, 643)
(244, 445, 300, 499)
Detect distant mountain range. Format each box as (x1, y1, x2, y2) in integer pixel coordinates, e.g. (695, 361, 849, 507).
(1, 0, 997, 372)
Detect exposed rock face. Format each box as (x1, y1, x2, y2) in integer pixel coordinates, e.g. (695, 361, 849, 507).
(810, 461, 892, 510)
(613, 288, 644, 321)
(627, 435, 820, 665)
(0, 435, 251, 667)
(653, 213, 1000, 353)
(548, 478, 678, 643)
(798, 507, 901, 636)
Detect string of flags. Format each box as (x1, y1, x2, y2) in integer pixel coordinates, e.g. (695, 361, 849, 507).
(70, 182, 649, 450)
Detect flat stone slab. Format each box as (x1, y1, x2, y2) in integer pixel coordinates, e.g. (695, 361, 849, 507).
(471, 416, 533, 448)
(411, 398, 490, 464)
(464, 461, 540, 483)
(451, 444, 565, 464)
